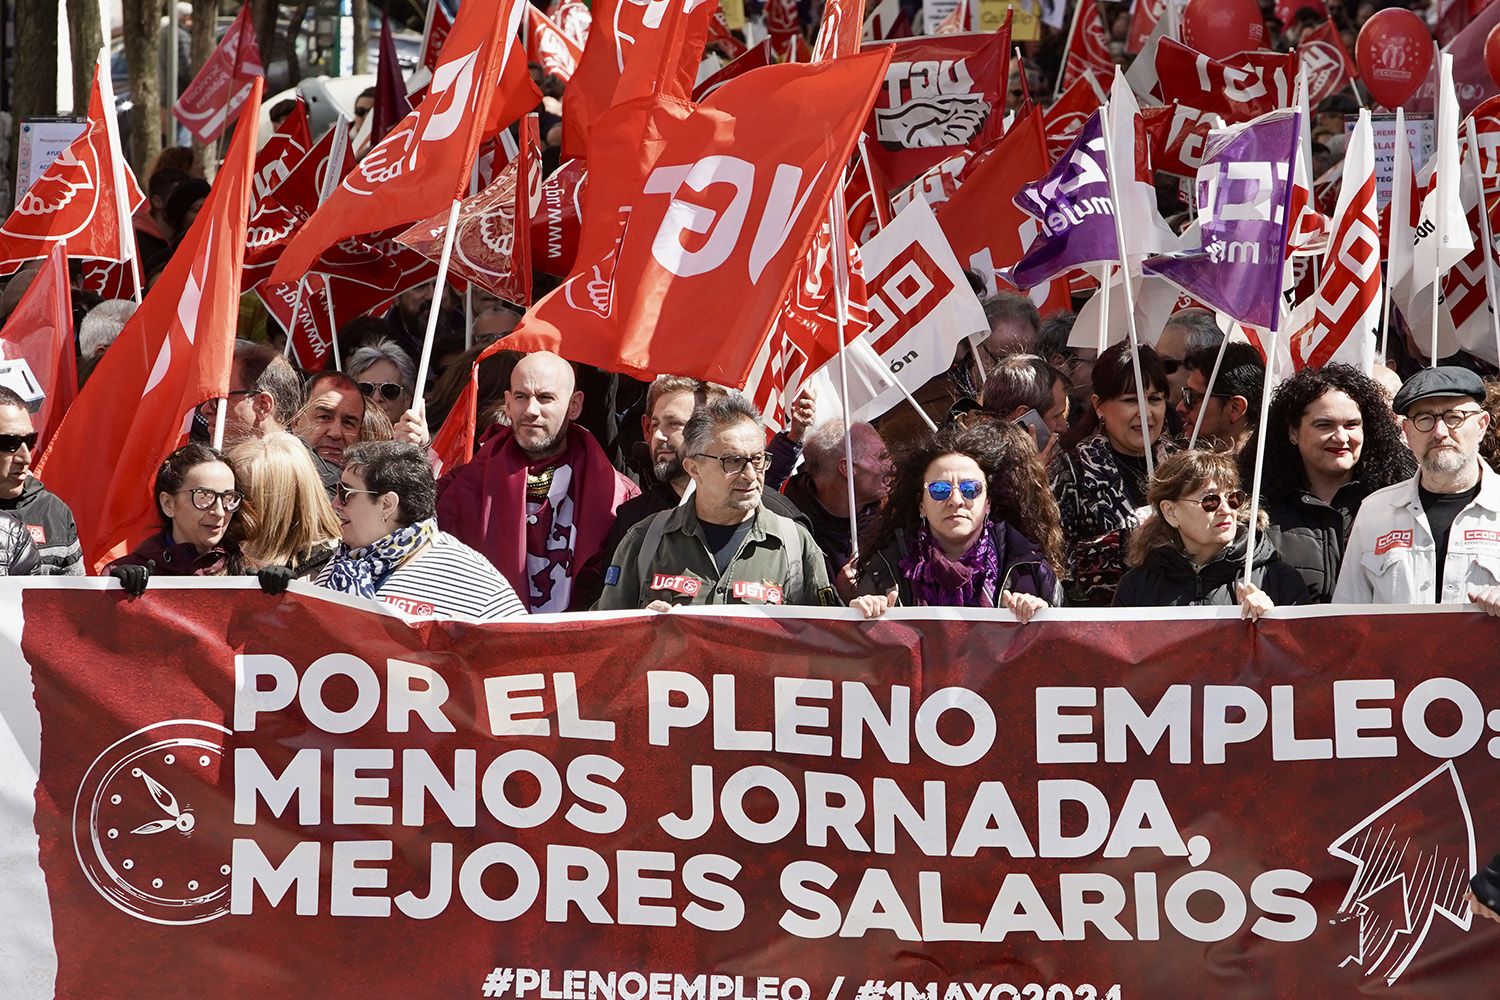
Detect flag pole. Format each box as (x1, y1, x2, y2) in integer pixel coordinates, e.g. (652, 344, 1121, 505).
(1097, 100, 1155, 479)
(1429, 54, 1452, 369)
(414, 199, 462, 393)
(1242, 111, 1303, 585)
(212, 398, 227, 450)
(1378, 106, 1406, 365)
(828, 195, 862, 566)
(1055, 0, 1084, 101)
(1467, 117, 1500, 369)
(1095, 265, 1112, 353)
(96, 46, 143, 305)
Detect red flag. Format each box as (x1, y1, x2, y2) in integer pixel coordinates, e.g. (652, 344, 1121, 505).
(37, 81, 263, 570)
(430, 339, 513, 476)
(1154, 40, 1297, 123)
(172, 5, 264, 143)
(693, 39, 773, 100)
(259, 274, 337, 372)
(374, 14, 414, 145)
(863, 0, 908, 40)
(1044, 71, 1105, 161)
(706, 9, 749, 59)
(1298, 21, 1357, 105)
(767, 0, 802, 53)
(1126, 0, 1166, 54)
(244, 118, 352, 291)
(420, 0, 454, 73)
(527, 6, 584, 84)
(846, 135, 894, 243)
(269, 0, 530, 288)
(0, 243, 75, 448)
(1060, 0, 1114, 93)
(861, 30, 1010, 187)
(251, 99, 311, 203)
(554, 0, 593, 48)
(530, 160, 588, 277)
(397, 115, 542, 306)
(934, 106, 1070, 311)
(561, 0, 716, 159)
(813, 0, 867, 61)
(78, 259, 135, 300)
(0, 51, 144, 274)
(505, 49, 895, 386)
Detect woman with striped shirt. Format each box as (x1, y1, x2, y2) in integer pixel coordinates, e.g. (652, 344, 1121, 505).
(316, 441, 526, 622)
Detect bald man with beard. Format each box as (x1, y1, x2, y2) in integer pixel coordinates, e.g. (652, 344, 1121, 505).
(437, 351, 639, 612)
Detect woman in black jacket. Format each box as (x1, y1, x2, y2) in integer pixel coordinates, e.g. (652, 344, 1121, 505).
(1238, 365, 1415, 602)
(1115, 449, 1309, 616)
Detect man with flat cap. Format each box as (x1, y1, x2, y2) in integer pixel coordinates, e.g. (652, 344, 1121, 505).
(1333, 366, 1500, 613)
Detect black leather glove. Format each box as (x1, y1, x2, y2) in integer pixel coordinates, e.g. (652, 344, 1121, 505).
(257, 565, 296, 596)
(1473, 854, 1500, 913)
(109, 562, 152, 598)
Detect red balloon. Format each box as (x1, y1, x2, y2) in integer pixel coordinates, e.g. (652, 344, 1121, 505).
(1355, 9, 1434, 109)
(1181, 0, 1267, 59)
(1486, 23, 1500, 89)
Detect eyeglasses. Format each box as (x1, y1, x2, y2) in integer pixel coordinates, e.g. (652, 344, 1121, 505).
(1179, 386, 1233, 409)
(1407, 408, 1483, 433)
(925, 479, 985, 503)
(330, 481, 382, 504)
(0, 432, 38, 453)
(358, 381, 406, 402)
(175, 488, 243, 512)
(692, 452, 770, 476)
(195, 390, 258, 419)
(1176, 490, 1247, 513)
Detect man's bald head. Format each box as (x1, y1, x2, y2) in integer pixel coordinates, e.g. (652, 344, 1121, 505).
(505, 351, 585, 461)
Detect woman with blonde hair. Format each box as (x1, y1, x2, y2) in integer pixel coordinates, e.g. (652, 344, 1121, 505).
(1114, 449, 1308, 618)
(228, 433, 342, 587)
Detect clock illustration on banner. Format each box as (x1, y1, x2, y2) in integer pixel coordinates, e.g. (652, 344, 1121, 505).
(72, 719, 234, 925)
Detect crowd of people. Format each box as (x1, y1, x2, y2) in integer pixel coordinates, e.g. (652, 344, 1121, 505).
(2, 279, 1499, 631)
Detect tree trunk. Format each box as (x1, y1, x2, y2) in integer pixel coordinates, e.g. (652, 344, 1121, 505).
(121, 0, 165, 175)
(250, 0, 279, 75)
(11, 0, 60, 199)
(283, 0, 313, 86)
(189, 0, 221, 177)
(66, 0, 105, 115)
(351, 0, 370, 75)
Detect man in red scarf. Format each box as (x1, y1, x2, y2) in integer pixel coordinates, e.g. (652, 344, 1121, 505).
(437, 351, 638, 612)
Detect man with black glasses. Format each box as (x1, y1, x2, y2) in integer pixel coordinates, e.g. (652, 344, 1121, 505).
(0, 387, 79, 574)
(1334, 367, 1500, 614)
(597, 394, 836, 610)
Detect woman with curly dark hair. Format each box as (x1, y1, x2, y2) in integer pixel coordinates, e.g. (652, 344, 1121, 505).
(850, 421, 1063, 619)
(1238, 364, 1415, 602)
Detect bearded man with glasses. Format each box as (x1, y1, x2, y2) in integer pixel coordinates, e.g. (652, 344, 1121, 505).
(1334, 367, 1500, 614)
(597, 394, 836, 611)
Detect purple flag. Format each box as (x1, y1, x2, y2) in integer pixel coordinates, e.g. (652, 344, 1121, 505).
(373, 13, 412, 146)
(1143, 110, 1301, 331)
(1001, 112, 1120, 290)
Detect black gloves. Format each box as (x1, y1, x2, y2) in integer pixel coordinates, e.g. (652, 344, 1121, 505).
(257, 565, 296, 596)
(1473, 854, 1500, 913)
(108, 562, 152, 598)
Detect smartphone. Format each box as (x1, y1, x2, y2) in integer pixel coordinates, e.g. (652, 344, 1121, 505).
(1017, 408, 1051, 453)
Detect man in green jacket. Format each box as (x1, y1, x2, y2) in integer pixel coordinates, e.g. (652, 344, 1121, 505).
(597, 394, 838, 610)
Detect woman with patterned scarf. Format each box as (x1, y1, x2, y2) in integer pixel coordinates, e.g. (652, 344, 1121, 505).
(851, 421, 1064, 619)
(316, 441, 527, 623)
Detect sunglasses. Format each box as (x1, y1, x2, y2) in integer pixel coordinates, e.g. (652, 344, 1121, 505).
(1160, 357, 1182, 375)
(1178, 490, 1247, 513)
(330, 481, 381, 504)
(0, 432, 38, 454)
(358, 381, 405, 402)
(175, 488, 244, 512)
(925, 479, 985, 503)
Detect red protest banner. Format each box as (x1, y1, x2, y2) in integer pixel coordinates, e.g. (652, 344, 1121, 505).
(9, 586, 1500, 997)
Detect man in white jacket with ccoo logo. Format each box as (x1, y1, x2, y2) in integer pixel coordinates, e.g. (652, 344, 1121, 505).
(1334, 366, 1500, 614)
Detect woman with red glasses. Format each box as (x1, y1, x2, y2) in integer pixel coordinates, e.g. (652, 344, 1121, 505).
(1114, 450, 1308, 617)
(852, 422, 1063, 618)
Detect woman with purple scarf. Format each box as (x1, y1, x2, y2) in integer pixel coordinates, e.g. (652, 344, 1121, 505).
(852, 421, 1065, 619)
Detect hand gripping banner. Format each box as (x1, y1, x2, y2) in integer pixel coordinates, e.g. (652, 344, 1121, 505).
(3, 583, 1500, 997)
